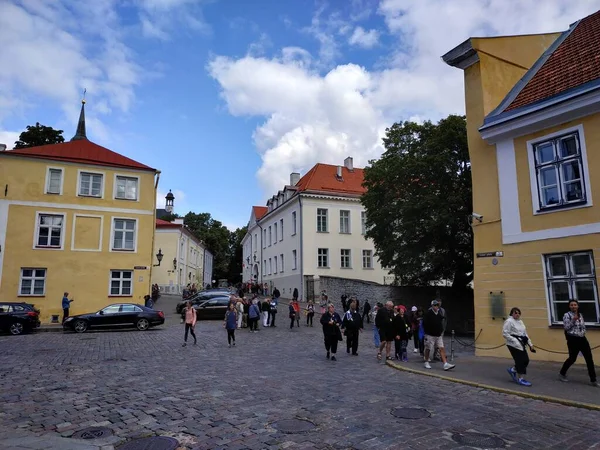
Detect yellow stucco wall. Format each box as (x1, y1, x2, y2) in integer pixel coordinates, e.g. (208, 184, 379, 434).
(0, 155, 157, 323)
(461, 34, 600, 362)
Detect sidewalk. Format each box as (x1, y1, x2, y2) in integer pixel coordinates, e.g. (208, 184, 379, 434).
(0, 430, 121, 450)
(387, 354, 600, 410)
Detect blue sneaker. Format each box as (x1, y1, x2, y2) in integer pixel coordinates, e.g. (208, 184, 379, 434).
(517, 378, 532, 386)
(507, 367, 517, 382)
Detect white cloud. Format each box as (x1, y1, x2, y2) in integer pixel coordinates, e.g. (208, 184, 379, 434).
(137, 0, 210, 39)
(0, 131, 19, 150)
(348, 26, 379, 48)
(209, 0, 599, 198)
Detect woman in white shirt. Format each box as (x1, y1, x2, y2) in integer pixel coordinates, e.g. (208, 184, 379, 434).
(502, 307, 535, 387)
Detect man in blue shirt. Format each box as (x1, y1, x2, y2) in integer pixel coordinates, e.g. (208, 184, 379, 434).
(62, 292, 74, 323)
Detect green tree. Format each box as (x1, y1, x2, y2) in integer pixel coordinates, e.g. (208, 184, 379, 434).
(183, 212, 231, 280)
(227, 226, 248, 283)
(14, 122, 65, 149)
(362, 115, 473, 288)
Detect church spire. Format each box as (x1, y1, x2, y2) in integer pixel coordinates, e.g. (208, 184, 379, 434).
(71, 90, 87, 141)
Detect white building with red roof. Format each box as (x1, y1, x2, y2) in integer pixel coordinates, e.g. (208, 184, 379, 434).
(242, 157, 390, 300)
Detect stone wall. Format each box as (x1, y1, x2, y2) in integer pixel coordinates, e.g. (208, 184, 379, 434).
(308, 275, 474, 335)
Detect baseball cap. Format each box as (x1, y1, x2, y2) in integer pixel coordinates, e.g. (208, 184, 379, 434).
(431, 300, 440, 306)
(411, 306, 417, 312)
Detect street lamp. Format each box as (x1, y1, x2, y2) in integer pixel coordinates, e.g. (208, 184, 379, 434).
(246, 256, 250, 264)
(253, 254, 257, 262)
(154, 248, 164, 266)
(173, 258, 177, 270)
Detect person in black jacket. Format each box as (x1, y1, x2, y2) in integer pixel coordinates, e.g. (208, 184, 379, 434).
(362, 300, 371, 323)
(393, 306, 409, 361)
(341, 294, 348, 312)
(423, 300, 455, 371)
(320, 304, 343, 361)
(375, 301, 395, 361)
(342, 300, 363, 356)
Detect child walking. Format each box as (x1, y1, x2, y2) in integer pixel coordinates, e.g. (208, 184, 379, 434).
(182, 301, 197, 347)
(224, 303, 238, 347)
(306, 301, 315, 327)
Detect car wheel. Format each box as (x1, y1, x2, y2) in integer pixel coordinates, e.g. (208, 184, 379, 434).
(9, 322, 24, 335)
(74, 320, 88, 333)
(136, 318, 150, 331)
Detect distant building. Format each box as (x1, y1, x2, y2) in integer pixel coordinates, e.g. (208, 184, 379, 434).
(0, 100, 159, 323)
(152, 218, 212, 294)
(242, 157, 390, 300)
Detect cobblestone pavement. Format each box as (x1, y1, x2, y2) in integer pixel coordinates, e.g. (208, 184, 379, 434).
(1, 313, 599, 449)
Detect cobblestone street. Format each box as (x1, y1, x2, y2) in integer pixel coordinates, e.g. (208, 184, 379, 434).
(1, 306, 599, 449)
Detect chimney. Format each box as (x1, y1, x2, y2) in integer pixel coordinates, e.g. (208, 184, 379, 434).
(290, 172, 300, 186)
(344, 156, 353, 171)
(336, 166, 343, 179)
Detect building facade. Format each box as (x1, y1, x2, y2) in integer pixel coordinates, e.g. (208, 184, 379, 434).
(0, 102, 159, 323)
(443, 10, 600, 361)
(242, 157, 389, 300)
(152, 218, 212, 294)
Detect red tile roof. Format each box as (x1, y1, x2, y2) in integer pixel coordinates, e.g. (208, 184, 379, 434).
(2, 139, 155, 171)
(253, 206, 268, 220)
(295, 163, 365, 195)
(506, 10, 600, 111)
(156, 219, 180, 227)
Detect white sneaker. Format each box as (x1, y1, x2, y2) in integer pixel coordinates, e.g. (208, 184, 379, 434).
(443, 362, 456, 371)
(413, 349, 418, 353)
(424, 361, 431, 369)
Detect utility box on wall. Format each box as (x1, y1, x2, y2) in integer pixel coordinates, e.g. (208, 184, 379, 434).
(489, 291, 505, 320)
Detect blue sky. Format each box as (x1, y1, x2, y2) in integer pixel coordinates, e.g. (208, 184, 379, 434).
(1, 0, 598, 230)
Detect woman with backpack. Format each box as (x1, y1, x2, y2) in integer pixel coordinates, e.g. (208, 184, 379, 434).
(559, 300, 598, 386)
(224, 303, 238, 347)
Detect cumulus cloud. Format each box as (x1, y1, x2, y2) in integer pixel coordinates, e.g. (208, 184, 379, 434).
(348, 26, 379, 48)
(0, 131, 19, 150)
(209, 0, 599, 197)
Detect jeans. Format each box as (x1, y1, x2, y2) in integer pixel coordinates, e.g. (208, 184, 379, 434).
(373, 326, 380, 347)
(227, 329, 236, 345)
(507, 345, 529, 375)
(560, 335, 597, 382)
(307, 313, 314, 326)
(394, 339, 408, 359)
(62, 308, 69, 324)
(184, 323, 196, 343)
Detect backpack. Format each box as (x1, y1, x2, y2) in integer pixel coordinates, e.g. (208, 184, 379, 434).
(270, 302, 277, 313)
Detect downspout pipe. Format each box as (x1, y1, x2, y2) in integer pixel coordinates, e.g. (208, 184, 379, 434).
(298, 195, 304, 301)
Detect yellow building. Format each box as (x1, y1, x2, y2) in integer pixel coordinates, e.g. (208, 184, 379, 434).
(152, 218, 209, 294)
(443, 10, 600, 361)
(0, 102, 160, 324)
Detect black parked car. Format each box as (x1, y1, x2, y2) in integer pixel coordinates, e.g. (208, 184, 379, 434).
(63, 303, 165, 333)
(175, 289, 231, 313)
(180, 296, 231, 320)
(0, 302, 41, 335)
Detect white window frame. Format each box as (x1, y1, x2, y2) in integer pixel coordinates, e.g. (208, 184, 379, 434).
(527, 125, 592, 215)
(340, 249, 351, 268)
(292, 211, 297, 235)
(543, 251, 600, 326)
(292, 250, 297, 270)
(340, 210, 351, 234)
(71, 214, 104, 252)
(279, 219, 284, 241)
(110, 217, 138, 252)
(362, 250, 373, 269)
(19, 268, 47, 296)
(274, 256, 278, 274)
(317, 208, 328, 233)
(77, 169, 105, 198)
(280, 253, 284, 272)
(318, 248, 329, 268)
(109, 270, 134, 296)
(113, 174, 140, 201)
(45, 167, 64, 195)
(33, 212, 66, 250)
(274, 223, 278, 244)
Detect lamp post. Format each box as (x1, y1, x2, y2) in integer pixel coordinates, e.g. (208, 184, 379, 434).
(173, 258, 177, 270)
(153, 248, 164, 267)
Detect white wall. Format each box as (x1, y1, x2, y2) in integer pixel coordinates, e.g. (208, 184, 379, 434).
(301, 196, 387, 283)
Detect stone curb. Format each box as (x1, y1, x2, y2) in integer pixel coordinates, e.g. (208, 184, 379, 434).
(386, 360, 600, 412)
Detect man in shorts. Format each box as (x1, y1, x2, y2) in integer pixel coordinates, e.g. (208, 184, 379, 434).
(423, 300, 455, 371)
(375, 301, 395, 360)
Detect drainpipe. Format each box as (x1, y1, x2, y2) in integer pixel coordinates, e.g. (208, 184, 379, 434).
(148, 170, 161, 297)
(298, 195, 304, 301)
(257, 221, 264, 286)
